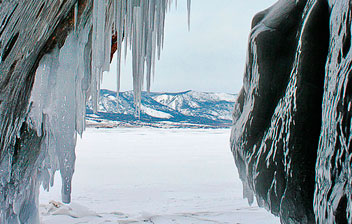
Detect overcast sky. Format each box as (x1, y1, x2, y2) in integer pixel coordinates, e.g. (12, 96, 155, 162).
(102, 0, 277, 93)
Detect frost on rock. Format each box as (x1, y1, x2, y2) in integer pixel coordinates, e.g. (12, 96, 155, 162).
(232, 0, 352, 223)
(0, 0, 190, 223)
(231, 0, 330, 223)
(314, 1, 352, 223)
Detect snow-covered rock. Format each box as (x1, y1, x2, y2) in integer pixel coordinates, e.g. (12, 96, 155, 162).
(40, 201, 99, 218)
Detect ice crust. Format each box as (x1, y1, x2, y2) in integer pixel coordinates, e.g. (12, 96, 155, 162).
(0, 1, 190, 223)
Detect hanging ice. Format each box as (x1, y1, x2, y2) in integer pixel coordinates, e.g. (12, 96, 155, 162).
(90, 0, 192, 115)
(33, 0, 191, 202)
(29, 21, 92, 204)
(0, 1, 191, 223)
(0, 0, 190, 224)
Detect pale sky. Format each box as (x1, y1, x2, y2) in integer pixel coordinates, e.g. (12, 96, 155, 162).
(102, 0, 277, 93)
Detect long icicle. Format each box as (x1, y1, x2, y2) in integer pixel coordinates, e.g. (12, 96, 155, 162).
(108, 0, 191, 117)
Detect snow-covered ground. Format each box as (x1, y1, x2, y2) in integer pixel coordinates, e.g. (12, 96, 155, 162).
(40, 128, 280, 224)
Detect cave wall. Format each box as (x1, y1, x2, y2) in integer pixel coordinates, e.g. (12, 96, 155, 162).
(1, 0, 352, 223)
(231, 0, 352, 223)
(315, 0, 352, 223)
(0, 1, 92, 222)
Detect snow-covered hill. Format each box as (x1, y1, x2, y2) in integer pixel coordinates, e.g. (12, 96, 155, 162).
(86, 90, 236, 128)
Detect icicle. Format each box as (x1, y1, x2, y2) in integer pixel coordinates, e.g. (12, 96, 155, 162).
(108, 0, 191, 114)
(115, 0, 125, 109)
(18, 2, 192, 221)
(103, 0, 114, 72)
(74, 2, 78, 33)
(187, 0, 191, 31)
(27, 11, 92, 207)
(91, 0, 106, 112)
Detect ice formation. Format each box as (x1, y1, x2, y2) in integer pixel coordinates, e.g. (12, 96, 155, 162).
(2, 0, 352, 223)
(231, 0, 352, 223)
(0, 0, 190, 223)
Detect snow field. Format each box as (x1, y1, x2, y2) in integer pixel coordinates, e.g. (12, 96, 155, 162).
(40, 128, 279, 224)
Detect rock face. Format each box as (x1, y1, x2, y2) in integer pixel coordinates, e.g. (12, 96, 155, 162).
(0, 1, 91, 223)
(231, 0, 352, 223)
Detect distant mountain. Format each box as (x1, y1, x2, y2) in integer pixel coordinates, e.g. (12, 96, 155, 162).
(86, 90, 237, 128)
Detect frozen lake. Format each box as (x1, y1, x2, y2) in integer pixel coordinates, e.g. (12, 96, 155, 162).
(40, 128, 280, 224)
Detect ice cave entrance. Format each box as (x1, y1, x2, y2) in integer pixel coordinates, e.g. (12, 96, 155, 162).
(38, 1, 279, 223)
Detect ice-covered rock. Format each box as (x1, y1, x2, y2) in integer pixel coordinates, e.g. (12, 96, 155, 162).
(0, 0, 190, 223)
(40, 201, 99, 218)
(231, 0, 352, 223)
